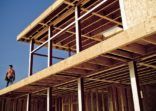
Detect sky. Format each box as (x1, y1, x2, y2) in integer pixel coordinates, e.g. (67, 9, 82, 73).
(0, 0, 56, 89)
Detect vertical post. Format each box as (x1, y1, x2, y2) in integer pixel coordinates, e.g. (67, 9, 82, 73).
(47, 87, 52, 111)
(28, 39, 34, 76)
(48, 26, 53, 67)
(128, 61, 143, 111)
(75, 5, 82, 53)
(78, 78, 85, 111)
(26, 94, 31, 111)
(68, 49, 71, 57)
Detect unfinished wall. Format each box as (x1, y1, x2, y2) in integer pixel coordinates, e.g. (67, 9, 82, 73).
(0, 96, 47, 111)
(142, 83, 156, 111)
(61, 84, 134, 111)
(0, 85, 134, 111)
(122, 0, 156, 28)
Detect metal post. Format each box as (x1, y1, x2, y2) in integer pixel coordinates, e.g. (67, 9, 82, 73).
(75, 5, 82, 53)
(68, 49, 72, 57)
(28, 39, 34, 76)
(128, 61, 143, 111)
(26, 94, 31, 111)
(47, 87, 52, 111)
(78, 78, 85, 111)
(48, 26, 53, 67)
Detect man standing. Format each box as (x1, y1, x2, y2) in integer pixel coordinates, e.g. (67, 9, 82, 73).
(5, 65, 15, 87)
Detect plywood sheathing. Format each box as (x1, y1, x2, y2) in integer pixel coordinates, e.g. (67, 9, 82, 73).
(0, 16, 156, 96)
(123, 0, 156, 28)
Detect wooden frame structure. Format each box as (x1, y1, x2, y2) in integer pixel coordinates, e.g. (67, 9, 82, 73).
(1, 0, 156, 111)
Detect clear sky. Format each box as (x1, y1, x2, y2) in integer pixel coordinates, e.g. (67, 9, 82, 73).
(0, 0, 55, 89)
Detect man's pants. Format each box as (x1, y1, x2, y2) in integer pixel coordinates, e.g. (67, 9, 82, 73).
(6, 77, 14, 87)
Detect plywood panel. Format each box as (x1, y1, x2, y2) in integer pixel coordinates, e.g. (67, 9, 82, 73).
(124, 0, 148, 28)
(123, 0, 156, 28)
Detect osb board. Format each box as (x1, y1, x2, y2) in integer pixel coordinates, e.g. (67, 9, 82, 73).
(0, 16, 156, 96)
(123, 0, 156, 28)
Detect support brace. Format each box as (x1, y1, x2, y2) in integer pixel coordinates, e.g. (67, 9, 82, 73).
(128, 61, 143, 111)
(75, 5, 82, 53)
(78, 78, 85, 111)
(28, 39, 34, 76)
(47, 87, 52, 111)
(48, 26, 53, 67)
(26, 94, 31, 111)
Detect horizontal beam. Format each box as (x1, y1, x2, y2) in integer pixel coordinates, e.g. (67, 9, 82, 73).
(64, 0, 121, 25)
(87, 78, 120, 84)
(34, 53, 65, 60)
(139, 63, 156, 69)
(17, 0, 65, 40)
(0, 17, 156, 96)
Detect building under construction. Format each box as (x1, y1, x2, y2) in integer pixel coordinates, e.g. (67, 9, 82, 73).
(0, 0, 156, 111)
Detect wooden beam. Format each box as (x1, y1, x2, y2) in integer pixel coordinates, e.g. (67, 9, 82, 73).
(64, 0, 122, 25)
(0, 17, 156, 96)
(142, 35, 156, 45)
(139, 63, 156, 69)
(81, 8, 122, 25)
(64, 68, 87, 75)
(17, 0, 64, 41)
(120, 43, 146, 55)
(54, 27, 102, 41)
(102, 54, 128, 62)
(87, 78, 120, 84)
(75, 63, 99, 71)
(88, 56, 113, 66)
(109, 50, 133, 59)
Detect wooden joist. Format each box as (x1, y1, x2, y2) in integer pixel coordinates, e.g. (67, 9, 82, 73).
(0, 16, 156, 96)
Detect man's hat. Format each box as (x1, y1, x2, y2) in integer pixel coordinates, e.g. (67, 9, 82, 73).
(9, 65, 13, 67)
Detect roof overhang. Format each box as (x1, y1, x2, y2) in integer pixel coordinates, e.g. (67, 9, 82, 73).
(17, 0, 64, 41)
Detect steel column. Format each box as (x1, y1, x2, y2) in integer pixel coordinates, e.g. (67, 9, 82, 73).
(26, 94, 31, 111)
(48, 26, 53, 67)
(128, 61, 143, 111)
(47, 87, 52, 111)
(78, 78, 85, 111)
(28, 39, 34, 76)
(75, 5, 82, 53)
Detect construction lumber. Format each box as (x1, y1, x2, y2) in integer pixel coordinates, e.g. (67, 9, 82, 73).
(0, 16, 156, 96)
(17, 0, 64, 41)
